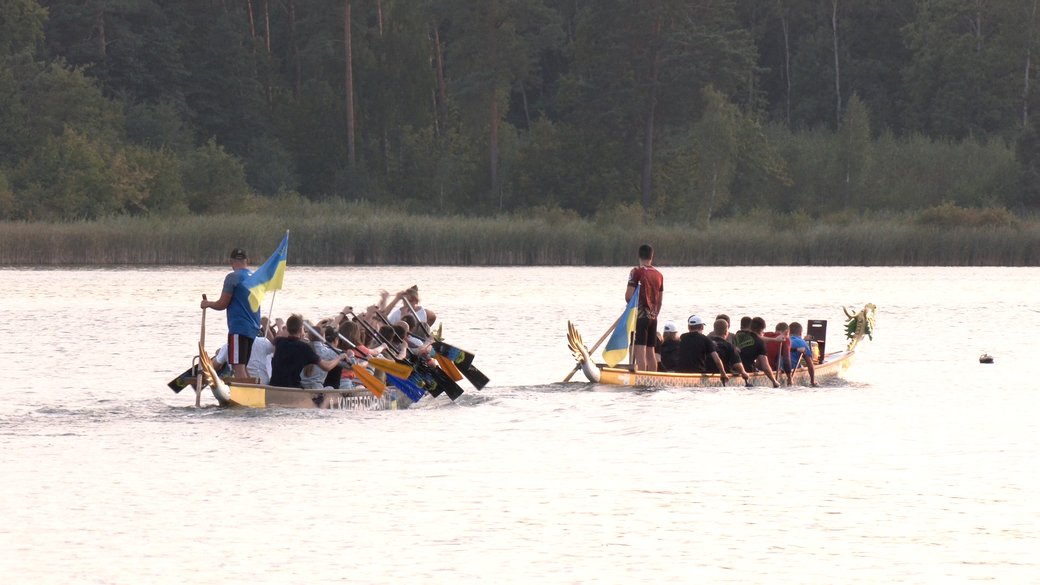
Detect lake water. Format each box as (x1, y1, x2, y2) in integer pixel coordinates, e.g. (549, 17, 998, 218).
(1, 266, 1038, 584)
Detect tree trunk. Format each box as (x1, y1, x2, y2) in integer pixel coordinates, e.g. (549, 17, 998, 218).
(706, 163, 719, 224)
(974, 1, 983, 52)
(520, 82, 531, 128)
(640, 17, 663, 211)
(1026, 0, 1038, 127)
(490, 83, 500, 202)
(778, 0, 791, 126)
(344, 0, 356, 169)
(95, 2, 106, 58)
(247, 0, 257, 40)
(831, 0, 841, 128)
(488, 11, 500, 203)
(433, 26, 448, 138)
(289, 0, 301, 96)
(263, 0, 271, 53)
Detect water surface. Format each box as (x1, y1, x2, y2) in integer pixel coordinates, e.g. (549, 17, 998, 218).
(2, 266, 1038, 584)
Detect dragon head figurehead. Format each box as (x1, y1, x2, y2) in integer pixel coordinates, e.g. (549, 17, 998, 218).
(843, 303, 877, 351)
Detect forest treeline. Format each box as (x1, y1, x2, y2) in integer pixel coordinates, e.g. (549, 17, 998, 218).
(1, 0, 1039, 224)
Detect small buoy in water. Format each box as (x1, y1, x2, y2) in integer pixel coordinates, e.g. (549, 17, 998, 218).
(979, 354, 994, 364)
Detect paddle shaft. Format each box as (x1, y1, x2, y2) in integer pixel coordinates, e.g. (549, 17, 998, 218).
(196, 294, 207, 407)
(350, 311, 403, 356)
(402, 297, 433, 338)
(303, 321, 387, 396)
(562, 313, 622, 382)
(364, 311, 464, 399)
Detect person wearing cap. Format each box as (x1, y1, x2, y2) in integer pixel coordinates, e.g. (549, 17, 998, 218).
(201, 247, 260, 379)
(659, 321, 681, 372)
(676, 315, 727, 382)
(626, 244, 664, 372)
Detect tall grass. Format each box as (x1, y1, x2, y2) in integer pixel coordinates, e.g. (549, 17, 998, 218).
(0, 201, 1036, 266)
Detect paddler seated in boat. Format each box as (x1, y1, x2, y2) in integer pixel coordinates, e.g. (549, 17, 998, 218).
(270, 314, 353, 389)
(706, 318, 752, 386)
(716, 314, 736, 344)
(384, 285, 431, 326)
(378, 324, 408, 360)
(400, 314, 426, 343)
(763, 322, 793, 385)
(733, 317, 781, 388)
(676, 315, 728, 383)
(300, 325, 348, 390)
(659, 321, 681, 371)
(245, 316, 278, 385)
(787, 322, 818, 387)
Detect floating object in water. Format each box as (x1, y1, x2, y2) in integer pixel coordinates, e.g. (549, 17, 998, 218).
(979, 354, 994, 364)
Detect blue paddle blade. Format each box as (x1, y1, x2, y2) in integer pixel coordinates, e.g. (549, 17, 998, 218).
(386, 373, 425, 402)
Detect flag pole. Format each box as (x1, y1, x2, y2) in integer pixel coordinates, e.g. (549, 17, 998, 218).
(264, 291, 278, 337)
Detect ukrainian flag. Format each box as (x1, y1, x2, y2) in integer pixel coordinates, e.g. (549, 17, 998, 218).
(602, 283, 640, 367)
(243, 231, 289, 311)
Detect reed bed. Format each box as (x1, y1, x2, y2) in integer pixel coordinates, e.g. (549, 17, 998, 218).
(0, 203, 1037, 266)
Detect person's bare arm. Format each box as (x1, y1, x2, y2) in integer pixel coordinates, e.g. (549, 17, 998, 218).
(801, 348, 817, 386)
(756, 355, 780, 388)
(710, 352, 728, 384)
(380, 290, 405, 317)
(625, 283, 636, 302)
(318, 353, 351, 372)
(201, 291, 232, 310)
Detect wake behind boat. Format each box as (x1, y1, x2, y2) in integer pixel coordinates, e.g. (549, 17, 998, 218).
(566, 304, 876, 388)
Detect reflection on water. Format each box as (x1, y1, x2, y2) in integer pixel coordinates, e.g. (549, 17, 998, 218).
(1, 266, 1039, 583)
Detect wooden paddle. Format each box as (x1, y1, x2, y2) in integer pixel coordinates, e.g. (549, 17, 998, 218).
(435, 353, 464, 382)
(430, 341, 489, 389)
(349, 311, 444, 398)
(331, 327, 414, 379)
(196, 294, 207, 407)
(303, 321, 386, 398)
(370, 311, 465, 400)
(376, 308, 474, 393)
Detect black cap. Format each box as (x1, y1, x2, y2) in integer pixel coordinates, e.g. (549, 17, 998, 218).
(229, 248, 248, 260)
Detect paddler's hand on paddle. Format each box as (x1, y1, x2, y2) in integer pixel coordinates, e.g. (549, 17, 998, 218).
(199, 294, 209, 309)
(719, 372, 729, 385)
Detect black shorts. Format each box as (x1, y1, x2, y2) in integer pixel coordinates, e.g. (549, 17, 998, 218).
(633, 317, 657, 346)
(227, 334, 254, 365)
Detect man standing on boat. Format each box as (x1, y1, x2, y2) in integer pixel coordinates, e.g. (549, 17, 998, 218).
(201, 248, 260, 379)
(626, 244, 664, 372)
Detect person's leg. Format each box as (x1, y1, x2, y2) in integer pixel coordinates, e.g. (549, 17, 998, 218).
(228, 334, 253, 379)
(643, 344, 657, 371)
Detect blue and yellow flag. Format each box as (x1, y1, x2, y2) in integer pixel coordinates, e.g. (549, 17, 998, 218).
(243, 231, 289, 311)
(602, 283, 640, 367)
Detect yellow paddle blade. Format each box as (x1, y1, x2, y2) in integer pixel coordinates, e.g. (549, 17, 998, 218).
(435, 353, 464, 382)
(352, 364, 386, 398)
(367, 357, 413, 379)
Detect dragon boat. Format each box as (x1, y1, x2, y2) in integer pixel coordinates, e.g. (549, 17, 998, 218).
(566, 304, 876, 388)
(193, 341, 405, 410)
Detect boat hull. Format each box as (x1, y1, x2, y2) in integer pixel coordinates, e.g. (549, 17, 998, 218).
(590, 351, 856, 388)
(216, 381, 404, 410)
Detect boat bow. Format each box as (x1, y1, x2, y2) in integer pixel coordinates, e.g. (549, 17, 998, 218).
(567, 321, 601, 383)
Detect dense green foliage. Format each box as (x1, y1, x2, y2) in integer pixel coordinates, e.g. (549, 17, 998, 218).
(1, 0, 1038, 221)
